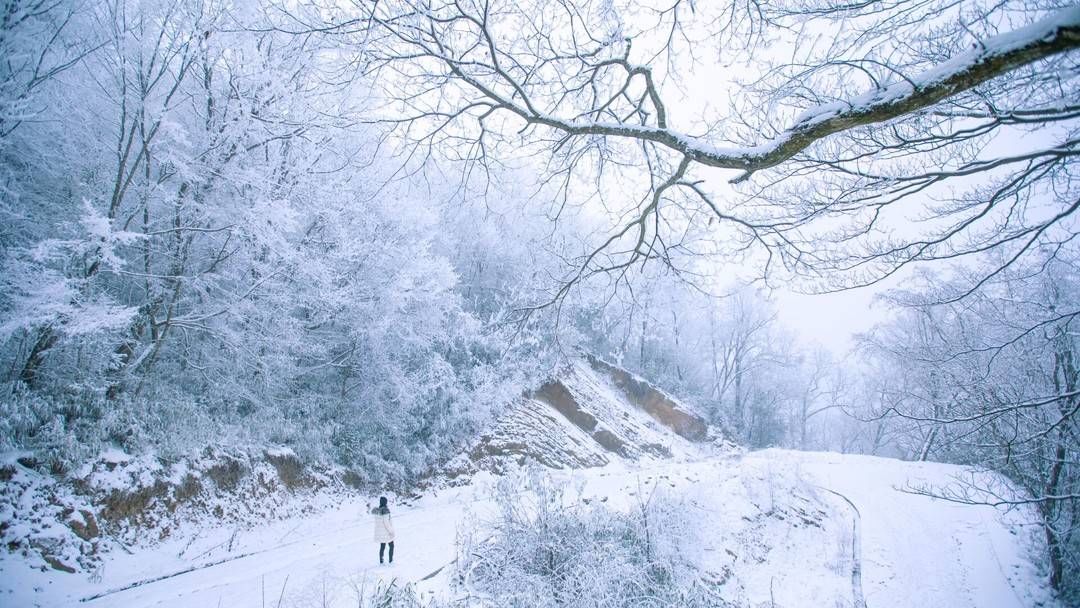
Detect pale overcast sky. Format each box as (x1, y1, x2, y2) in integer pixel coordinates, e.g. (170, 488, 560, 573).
(774, 286, 890, 355)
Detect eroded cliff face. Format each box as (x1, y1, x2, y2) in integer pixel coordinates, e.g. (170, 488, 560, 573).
(463, 358, 721, 474)
(586, 355, 710, 442)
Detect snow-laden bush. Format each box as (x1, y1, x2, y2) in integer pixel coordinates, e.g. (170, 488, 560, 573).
(455, 472, 723, 608)
(0, 379, 481, 484)
(0, 384, 280, 468)
(359, 582, 428, 608)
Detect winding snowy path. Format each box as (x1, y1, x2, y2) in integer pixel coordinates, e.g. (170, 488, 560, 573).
(785, 451, 1042, 608)
(4, 450, 1052, 608)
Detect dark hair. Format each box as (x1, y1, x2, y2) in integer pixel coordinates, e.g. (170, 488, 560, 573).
(379, 496, 388, 510)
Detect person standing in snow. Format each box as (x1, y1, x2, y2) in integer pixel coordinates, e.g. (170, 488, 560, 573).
(371, 495, 395, 564)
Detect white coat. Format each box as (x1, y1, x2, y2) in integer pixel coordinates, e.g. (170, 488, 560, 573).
(371, 508, 395, 543)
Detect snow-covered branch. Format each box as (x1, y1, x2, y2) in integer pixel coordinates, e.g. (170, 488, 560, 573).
(368, 2, 1080, 179)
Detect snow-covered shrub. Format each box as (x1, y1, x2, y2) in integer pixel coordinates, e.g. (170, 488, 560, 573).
(275, 577, 435, 608)
(360, 582, 429, 608)
(455, 472, 723, 608)
(0, 386, 110, 473)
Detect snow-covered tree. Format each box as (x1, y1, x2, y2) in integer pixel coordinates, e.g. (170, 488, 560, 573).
(0, 0, 538, 479)
(343, 0, 1079, 300)
(859, 249, 1080, 597)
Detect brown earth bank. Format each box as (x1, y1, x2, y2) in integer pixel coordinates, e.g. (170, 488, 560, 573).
(0, 447, 364, 574)
(462, 357, 723, 477)
(586, 355, 710, 442)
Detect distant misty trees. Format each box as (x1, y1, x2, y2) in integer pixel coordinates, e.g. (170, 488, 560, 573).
(569, 275, 846, 452)
(856, 251, 1079, 597)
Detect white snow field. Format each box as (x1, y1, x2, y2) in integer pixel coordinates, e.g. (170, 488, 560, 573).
(2, 449, 1055, 608)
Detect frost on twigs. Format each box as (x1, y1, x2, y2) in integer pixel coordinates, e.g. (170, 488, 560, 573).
(453, 471, 725, 607)
(361, 0, 1080, 298)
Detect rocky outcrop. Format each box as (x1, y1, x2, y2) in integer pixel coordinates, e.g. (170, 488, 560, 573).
(67, 510, 100, 541)
(588, 355, 710, 442)
(469, 358, 717, 473)
(470, 397, 612, 472)
(532, 380, 598, 431)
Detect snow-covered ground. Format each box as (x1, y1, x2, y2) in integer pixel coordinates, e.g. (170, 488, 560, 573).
(2, 449, 1055, 608)
(775, 450, 1052, 608)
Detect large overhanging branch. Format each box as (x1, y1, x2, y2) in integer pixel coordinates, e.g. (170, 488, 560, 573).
(372, 3, 1080, 182)
(351, 1, 1080, 305)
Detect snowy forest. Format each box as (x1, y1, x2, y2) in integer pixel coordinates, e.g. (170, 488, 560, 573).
(1, 0, 1078, 606)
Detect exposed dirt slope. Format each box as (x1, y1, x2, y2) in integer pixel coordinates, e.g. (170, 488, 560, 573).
(466, 358, 717, 473)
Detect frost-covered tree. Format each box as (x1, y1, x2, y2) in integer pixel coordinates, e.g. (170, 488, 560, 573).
(0, 0, 538, 479)
(859, 250, 1080, 597)
(340, 0, 1079, 300)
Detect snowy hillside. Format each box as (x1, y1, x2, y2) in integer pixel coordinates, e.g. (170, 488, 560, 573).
(1, 358, 710, 586)
(1, 450, 1055, 607)
(1, 361, 1057, 608)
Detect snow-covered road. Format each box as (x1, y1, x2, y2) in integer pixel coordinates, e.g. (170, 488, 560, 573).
(4, 450, 1054, 607)
(785, 450, 1044, 608)
(77, 484, 483, 608)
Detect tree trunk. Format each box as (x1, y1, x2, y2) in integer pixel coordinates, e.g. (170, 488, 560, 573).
(1045, 522, 1064, 591)
(105, 302, 160, 400)
(709, 312, 721, 422)
(671, 309, 682, 382)
(918, 374, 942, 461)
(799, 396, 809, 450)
(917, 425, 938, 462)
(1041, 335, 1077, 592)
(639, 316, 648, 369)
(19, 326, 58, 387)
(734, 353, 743, 437)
